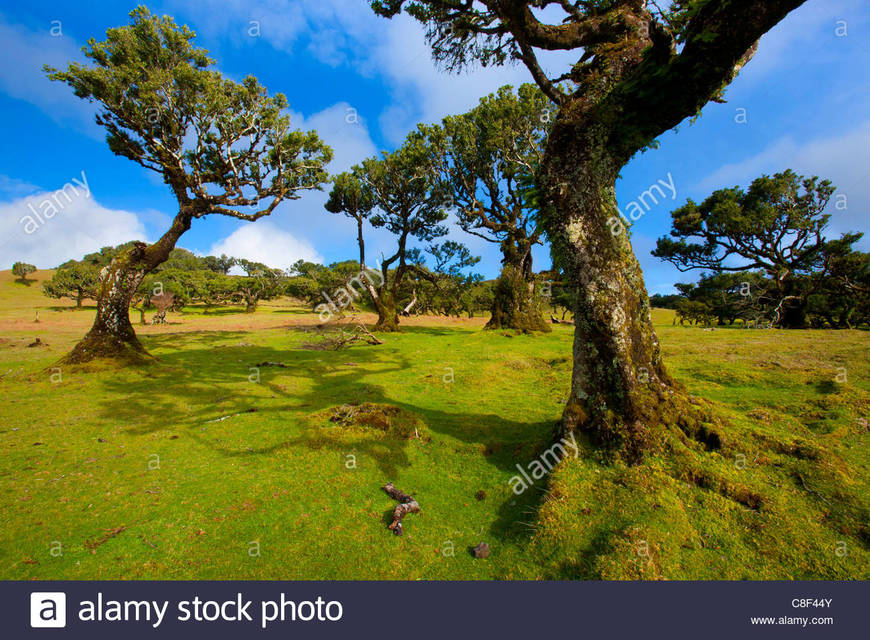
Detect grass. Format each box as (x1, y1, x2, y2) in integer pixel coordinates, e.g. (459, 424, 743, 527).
(0, 269, 867, 580)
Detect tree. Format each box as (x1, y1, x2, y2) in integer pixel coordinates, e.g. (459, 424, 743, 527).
(233, 260, 285, 312)
(806, 240, 869, 329)
(43, 263, 100, 308)
(46, 7, 331, 363)
(373, 0, 807, 461)
(653, 170, 857, 327)
(648, 293, 681, 310)
(408, 241, 482, 316)
(12, 262, 37, 284)
(325, 171, 375, 270)
(202, 254, 237, 274)
(346, 133, 450, 331)
(672, 271, 769, 326)
(421, 84, 550, 331)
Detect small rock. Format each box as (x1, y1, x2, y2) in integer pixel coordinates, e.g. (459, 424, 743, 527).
(97, 438, 107, 443)
(475, 490, 486, 501)
(473, 542, 490, 559)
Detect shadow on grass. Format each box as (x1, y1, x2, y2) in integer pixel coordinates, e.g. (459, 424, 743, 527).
(95, 328, 556, 545)
(45, 305, 97, 312)
(178, 305, 248, 316)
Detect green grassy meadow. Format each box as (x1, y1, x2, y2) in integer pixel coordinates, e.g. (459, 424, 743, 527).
(1, 270, 868, 580)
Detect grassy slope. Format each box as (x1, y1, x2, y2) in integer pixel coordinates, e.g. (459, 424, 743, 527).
(0, 270, 867, 579)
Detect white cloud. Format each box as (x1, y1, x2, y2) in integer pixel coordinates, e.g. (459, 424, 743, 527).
(169, 0, 573, 145)
(0, 174, 39, 199)
(361, 14, 576, 145)
(290, 101, 378, 173)
(0, 15, 100, 136)
(0, 191, 148, 269)
(698, 120, 870, 244)
(208, 222, 322, 270)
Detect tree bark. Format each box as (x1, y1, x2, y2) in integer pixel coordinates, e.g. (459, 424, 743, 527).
(542, 132, 714, 462)
(486, 245, 549, 332)
(357, 217, 366, 272)
(528, 0, 806, 462)
(244, 294, 257, 313)
(373, 292, 400, 332)
(61, 212, 192, 364)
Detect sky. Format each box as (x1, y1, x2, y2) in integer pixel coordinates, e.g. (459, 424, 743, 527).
(0, 0, 868, 293)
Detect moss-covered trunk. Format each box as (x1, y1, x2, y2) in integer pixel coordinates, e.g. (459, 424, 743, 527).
(373, 292, 400, 332)
(62, 252, 149, 364)
(244, 294, 257, 313)
(61, 212, 192, 364)
(486, 248, 550, 332)
(542, 131, 712, 462)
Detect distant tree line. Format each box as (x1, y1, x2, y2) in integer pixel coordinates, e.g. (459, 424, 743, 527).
(43, 244, 284, 321)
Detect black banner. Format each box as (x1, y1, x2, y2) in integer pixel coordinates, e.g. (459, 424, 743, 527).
(8, 580, 867, 639)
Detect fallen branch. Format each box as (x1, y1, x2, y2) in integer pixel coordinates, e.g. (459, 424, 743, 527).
(401, 289, 418, 317)
(306, 322, 384, 350)
(382, 482, 420, 536)
(204, 408, 257, 423)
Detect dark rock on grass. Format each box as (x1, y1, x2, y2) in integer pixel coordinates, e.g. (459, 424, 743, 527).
(475, 490, 486, 501)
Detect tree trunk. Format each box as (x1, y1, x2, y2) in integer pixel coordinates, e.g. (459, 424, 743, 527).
(357, 218, 366, 272)
(62, 251, 149, 364)
(373, 291, 399, 332)
(401, 289, 418, 316)
(542, 136, 716, 463)
(61, 212, 192, 364)
(486, 249, 550, 332)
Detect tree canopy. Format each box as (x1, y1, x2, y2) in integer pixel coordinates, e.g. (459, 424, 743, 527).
(45, 6, 333, 362)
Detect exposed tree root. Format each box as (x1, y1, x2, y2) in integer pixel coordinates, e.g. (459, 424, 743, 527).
(562, 381, 726, 465)
(383, 482, 420, 536)
(59, 331, 153, 367)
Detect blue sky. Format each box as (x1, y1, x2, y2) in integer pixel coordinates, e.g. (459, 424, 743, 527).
(0, 0, 868, 293)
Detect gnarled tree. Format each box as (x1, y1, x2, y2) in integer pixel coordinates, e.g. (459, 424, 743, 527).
(329, 132, 449, 331)
(372, 0, 807, 460)
(46, 7, 331, 363)
(653, 170, 850, 328)
(421, 84, 551, 331)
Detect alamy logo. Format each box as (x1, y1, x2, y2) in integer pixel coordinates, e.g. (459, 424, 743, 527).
(30, 592, 67, 628)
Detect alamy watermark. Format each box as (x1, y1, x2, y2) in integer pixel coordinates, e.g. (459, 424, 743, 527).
(315, 266, 384, 323)
(508, 432, 579, 495)
(608, 172, 677, 236)
(20, 170, 90, 235)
